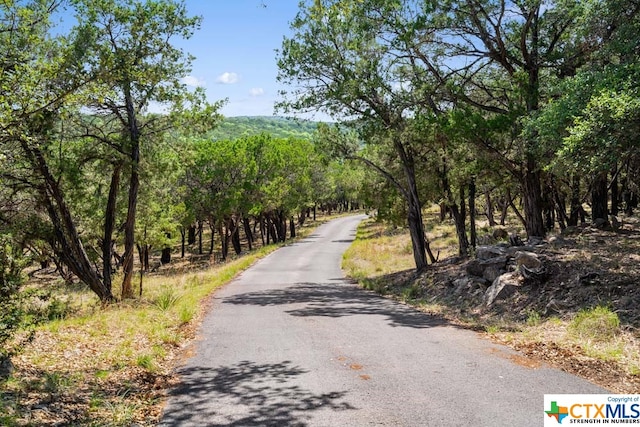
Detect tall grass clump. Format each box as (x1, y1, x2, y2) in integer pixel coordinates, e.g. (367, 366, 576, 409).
(569, 305, 620, 341)
(153, 287, 181, 311)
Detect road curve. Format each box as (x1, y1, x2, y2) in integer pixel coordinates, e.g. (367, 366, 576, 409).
(160, 214, 604, 426)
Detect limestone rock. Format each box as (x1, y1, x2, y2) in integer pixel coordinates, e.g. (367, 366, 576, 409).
(484, 272, 522, 306)
(593, 217, 610, 230)
(482, 266, 503, 282)
(476, 246, 506, 260)
(527, 236, 544, 246)
(514, 251, 542, 269)
(465, 259, 484, 277)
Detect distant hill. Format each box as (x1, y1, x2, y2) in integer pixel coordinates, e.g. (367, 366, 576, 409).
(208, 116, 320, 140)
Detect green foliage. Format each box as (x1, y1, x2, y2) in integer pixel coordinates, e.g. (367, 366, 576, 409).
(135, 354, 155, 371)
(209, 116, 319, 140)
(563, 89, 640, 172)
(569, 306, 620, 341)
(0, 234, 32, 361)
(153, 287, 181, 311)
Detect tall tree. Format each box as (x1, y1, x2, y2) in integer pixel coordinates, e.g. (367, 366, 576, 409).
(0, 0, 117, 301)
(70, 0, 215, 298)
(278, 0, 438, 270)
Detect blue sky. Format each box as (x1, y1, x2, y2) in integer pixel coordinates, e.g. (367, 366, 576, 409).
(177, 1, 304, 118)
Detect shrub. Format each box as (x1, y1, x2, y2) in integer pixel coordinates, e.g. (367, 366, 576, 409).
(0, 234, 32, 370)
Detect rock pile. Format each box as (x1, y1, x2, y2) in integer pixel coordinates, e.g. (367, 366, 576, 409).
(457, 239, 548, 307)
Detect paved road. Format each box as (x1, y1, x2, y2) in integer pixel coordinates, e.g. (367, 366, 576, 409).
(160, 214, 604, 426)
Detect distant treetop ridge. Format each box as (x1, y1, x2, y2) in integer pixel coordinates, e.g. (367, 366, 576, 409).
(209, 116, 320, 140)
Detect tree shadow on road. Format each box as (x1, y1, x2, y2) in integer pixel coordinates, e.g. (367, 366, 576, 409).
(223, 282, 452, 329)
(161, 360, 354, 426)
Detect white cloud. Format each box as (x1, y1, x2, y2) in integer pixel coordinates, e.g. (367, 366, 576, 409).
(249, 87, 265, 97)
(216, 72, 239, 84)
(182, 75, 205, 87)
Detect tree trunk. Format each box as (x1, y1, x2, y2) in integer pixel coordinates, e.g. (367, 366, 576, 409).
(230, 218, 242, 255)
(218, 222, 229, 260)
(243, 217, 253, 251)
(499, 195, 509, 226)
(398, 142, 429, 269)
(121, 84, 141, 300)
(209, 221, 215, 255)
(289, 217, 296, 239)
(187, 225, 196, 245)
(439, 202, 447, 222)
(180, 227, 185, 258)
(484, 189, 496, 226)
(611, 166, 619, 216)
(259, 215, 266, 245)
(552, 180, 568, 231)
(522, 167, 546, 238)
(591, 172, 609, 222)
(102, 162, 121, 297)
(161, 233, 171, 265)
(569, 175, 581, 226)
(468, 180, 477, 250)
(21, 138, 113, 302)
(506, 188, 527, 227)
(198, 220, 203, 255)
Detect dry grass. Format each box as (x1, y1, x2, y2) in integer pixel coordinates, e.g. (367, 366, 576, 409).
(0, 213, 339, 426)
(342, 213, 640, 392)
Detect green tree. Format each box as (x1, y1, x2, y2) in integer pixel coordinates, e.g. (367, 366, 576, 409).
(278, 0, 439, 269)
(70, 0, 217, 298)
(0, 0, 118, 300)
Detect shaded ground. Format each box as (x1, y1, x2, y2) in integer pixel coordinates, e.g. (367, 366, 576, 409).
(358, 217, 640, 393)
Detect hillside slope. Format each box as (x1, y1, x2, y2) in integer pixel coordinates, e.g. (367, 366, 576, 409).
(209, 116, 320, 140)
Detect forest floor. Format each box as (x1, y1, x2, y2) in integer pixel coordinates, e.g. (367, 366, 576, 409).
(343, 213, 640, 393)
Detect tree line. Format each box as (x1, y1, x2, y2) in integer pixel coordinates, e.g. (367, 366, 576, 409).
(0, 0, 365, 325)
(277, 0, 640, 270)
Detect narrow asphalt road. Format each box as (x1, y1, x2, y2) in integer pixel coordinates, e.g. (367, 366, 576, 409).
(160, 214, 604, 426)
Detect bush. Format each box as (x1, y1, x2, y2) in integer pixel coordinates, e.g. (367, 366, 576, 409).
(0, 234, 31, 367)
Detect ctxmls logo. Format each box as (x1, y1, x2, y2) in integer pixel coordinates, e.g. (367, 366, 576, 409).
(545, 401, 569, 424)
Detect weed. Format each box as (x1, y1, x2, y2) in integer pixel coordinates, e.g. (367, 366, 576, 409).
(103, 399, 138, 426)
(186, 275, 202, 287)
(94, 370, 109, 380)
(526, 310, 542, 326)
(568, 305, 620, 341)
(136, 354, 154, 371)
(152, 345, 166, 359)
(401, 283, 421, 301)
(158, 331, 181, 346)
(89, 394, 104, 409)
(178, 305, 195, 324)
(43, 372, 71, 394)
(154, 287, 181, 311)
(485, 325, 501, 334)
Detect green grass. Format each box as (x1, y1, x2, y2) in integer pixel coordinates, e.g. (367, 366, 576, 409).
(136, 354, 155, 371)
(568, 305, 620, 341)
(153, 287, 181, 311)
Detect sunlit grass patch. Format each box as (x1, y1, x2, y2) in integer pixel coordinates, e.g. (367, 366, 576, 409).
(342, 219, 416, 277)
(569, 305, 620, 341)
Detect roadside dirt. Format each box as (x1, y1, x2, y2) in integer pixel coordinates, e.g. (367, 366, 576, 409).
(373, 217, 640, 393)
